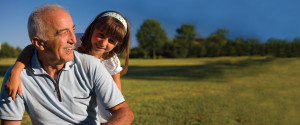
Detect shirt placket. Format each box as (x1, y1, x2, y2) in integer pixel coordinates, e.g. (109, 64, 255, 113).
(56, 71, 63, 102)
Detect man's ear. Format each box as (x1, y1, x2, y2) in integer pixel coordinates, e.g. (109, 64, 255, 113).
(31, 37, 45, 50)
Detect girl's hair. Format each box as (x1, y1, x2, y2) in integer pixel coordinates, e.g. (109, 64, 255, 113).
(78, 11, 130, 76)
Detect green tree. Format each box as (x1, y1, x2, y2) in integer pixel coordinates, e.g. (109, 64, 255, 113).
(246, 38, 262, 56)
(173, 24, 197, 58)
(265, 38, 289, 57)
(205, 28, 229, 57)
(189, 42, 206, 57)
(289, 38, 300, 57)
(136, 19, 169, 59)
(223, 40, 237, 56)
(0, 42, 21, 58)
(130, 47, 144, 58)
(161, 41, 176, 58)
(235, 37, 249, 56)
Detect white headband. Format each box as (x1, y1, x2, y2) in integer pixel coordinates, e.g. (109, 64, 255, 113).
(101, 12, 128, 33)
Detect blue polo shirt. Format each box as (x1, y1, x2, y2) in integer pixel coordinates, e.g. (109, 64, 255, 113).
(0, 50, 125, 124)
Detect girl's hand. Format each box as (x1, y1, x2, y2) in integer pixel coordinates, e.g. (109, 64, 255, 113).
(4, 45, 34, 101)
(4, 70, 23, 101)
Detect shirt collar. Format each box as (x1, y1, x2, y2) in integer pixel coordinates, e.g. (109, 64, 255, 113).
(31, 49, 75, 75)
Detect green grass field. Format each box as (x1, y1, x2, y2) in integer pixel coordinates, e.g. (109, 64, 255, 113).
(0, 57, 300, 125)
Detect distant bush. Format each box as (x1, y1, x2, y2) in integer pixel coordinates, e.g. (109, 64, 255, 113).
(0, 42, 22, 58)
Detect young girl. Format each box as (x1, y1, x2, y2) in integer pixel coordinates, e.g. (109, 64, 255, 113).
(4, 10, 130, 123)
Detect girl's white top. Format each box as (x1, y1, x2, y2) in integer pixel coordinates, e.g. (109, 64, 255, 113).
(75, 34, 123, 123)
(99, 55, 123, 75)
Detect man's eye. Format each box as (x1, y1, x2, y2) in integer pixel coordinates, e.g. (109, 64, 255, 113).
(58, 30, 68, 35)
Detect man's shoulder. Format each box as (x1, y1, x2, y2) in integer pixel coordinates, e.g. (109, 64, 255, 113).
(74, 51, 96, 60)
(73, 51, 102, 68)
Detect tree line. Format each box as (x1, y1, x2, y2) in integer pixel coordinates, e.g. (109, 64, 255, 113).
(131, 19, 300, 58)
(2, 19, 300, 59)
(0, 42, 22, 58)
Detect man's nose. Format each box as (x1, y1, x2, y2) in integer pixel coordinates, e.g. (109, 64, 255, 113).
(68, 30, 76, 45)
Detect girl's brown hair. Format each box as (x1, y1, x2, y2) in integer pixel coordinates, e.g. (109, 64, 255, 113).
(78, 11, 130, 75)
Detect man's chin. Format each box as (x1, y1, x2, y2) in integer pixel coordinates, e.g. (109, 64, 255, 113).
(64, 54, 74, 62)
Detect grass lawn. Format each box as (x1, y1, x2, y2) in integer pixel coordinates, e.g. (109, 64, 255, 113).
(0, 57, 300, 125)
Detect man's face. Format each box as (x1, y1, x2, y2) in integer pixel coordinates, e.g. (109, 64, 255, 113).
(41, 8, 76, 64)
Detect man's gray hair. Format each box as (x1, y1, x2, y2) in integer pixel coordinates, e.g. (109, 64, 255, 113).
(27, 4, 64, 41)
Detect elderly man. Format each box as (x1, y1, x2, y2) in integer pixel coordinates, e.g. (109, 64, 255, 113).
(0, 4, 133, 125)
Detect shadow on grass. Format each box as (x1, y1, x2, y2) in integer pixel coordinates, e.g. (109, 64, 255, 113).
(0, 58, 275, 81)
(123, 57, 274, 81)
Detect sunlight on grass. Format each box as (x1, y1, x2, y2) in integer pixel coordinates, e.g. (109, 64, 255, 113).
(0, 58, 16, 65)
(0, 57, 300, 124)
(122, 57, 300, 125)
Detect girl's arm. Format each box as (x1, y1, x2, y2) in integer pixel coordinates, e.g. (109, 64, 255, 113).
(112, 72, 122, 93)
(4, 45, 35, 101)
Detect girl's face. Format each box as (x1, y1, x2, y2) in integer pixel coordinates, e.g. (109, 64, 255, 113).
(89, 28, 118, 59)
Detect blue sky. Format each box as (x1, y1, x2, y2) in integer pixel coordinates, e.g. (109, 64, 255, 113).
(1, 0, 300, 49)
